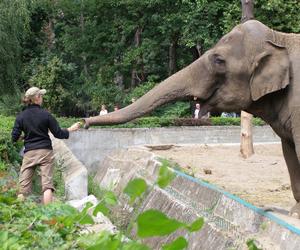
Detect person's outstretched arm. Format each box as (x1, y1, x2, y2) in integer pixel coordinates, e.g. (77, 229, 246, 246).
(48, 114, 80, 139)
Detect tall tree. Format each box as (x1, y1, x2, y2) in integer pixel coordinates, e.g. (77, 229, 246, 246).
(0, 0, 31, 94)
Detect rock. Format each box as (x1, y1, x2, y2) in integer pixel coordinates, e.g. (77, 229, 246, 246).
(101, 168, 121, 190)
(68, 195, 117, 235)
(67, 195, 98, 211)
(204, 168, 212, 175)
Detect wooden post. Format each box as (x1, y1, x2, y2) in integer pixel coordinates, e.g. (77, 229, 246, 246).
(240, 0, 255, 158)
(240, 111, 254, 158)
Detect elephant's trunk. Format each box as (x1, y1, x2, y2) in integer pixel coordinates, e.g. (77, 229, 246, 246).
(83, 58, 205, 127)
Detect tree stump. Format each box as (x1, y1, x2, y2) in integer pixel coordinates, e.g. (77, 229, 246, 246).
(240, 111, 254, 158)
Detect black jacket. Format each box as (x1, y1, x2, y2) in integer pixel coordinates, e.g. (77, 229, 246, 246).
(11, 104, 69, 152)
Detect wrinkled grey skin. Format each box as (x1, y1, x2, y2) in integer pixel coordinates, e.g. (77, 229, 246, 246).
(84, 20, 300, 218)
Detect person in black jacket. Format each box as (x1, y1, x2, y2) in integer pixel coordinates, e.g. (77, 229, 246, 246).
(11, 86, 81, 204)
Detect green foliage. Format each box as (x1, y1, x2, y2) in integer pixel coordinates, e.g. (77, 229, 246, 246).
(252, 117, 266, 126)
(136, 209, 204, 238)
(0, 92, 23, 116)
(78, 231, 150, 250)
(93, 201, 110, 216)
(0, 115, 22, 165)
(123, 178, 147, 204)
(137, 209, 185, 238)
(0, 0, 32, 93)
(222, 0, 300, 33)
(1, 0, 300, 117)
(53, 162, 66, 199)
(27, 55, 79, 115)
(0, 188, 94, 249)
(56, 116, 80, 128)
(123, 164, 203, 248)
(0, 128, 205, 249)
(88, 174, 118, 216)
(87, 81, 125, 112)
(157, 161, 176, 189)
(131, 117, 174, 128)
(210, 117, 265, 126)
(88, 174, 106, 199)
(187, 218, 205, 232)
(246, 239, 262, 250)
(55, 115, 266, 129)
(154, 101, 190, 118)
(210, 117, 241, 126)
(125, 81, 157, 105)
(162, 236, 188, 250)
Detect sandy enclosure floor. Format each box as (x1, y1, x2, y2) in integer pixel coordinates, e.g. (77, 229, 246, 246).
(150, 143, 295, 210)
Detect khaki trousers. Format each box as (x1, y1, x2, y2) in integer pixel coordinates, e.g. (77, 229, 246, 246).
(19, 149, 54, 195)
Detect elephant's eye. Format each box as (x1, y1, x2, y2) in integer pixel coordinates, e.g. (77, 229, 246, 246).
(211, 54, 226, 74)
(214, 57, 225, 65)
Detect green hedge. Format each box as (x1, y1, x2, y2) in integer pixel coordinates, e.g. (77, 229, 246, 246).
(54, 116, 267, 128)
(0, 115, 22, 168)
(98, 116, 266, 128)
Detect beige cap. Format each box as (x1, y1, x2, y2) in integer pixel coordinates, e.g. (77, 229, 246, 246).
(25, 87, 46, 98)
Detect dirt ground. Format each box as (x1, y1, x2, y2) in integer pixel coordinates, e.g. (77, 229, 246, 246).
(150, 143, 295, 211)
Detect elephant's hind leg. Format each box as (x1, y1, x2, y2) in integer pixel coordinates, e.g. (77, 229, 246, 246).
(281, 139, 300, 218)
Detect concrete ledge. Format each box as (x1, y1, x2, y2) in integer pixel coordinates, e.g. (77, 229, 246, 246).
(94, 147, 300, 250)
(66, 126, 279, 173)
(51, 135, 88, 200)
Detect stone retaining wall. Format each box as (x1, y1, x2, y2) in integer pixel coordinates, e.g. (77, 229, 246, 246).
(93, 147, 300, 250)
(65, 126, 279, 173)
(51, 135, 88, 200)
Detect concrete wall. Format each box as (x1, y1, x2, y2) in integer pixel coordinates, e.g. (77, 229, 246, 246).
(51, 135, 88, 200)
(65, 126, 279, 173)
(93, 147, 300, 250)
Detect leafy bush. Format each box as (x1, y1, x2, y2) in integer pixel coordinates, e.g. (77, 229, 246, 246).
(57, 115, 266, 129)
(131, 116, 174, 127)
(0, 115, 22, 166)
(27, 54, 81, 116)
(124, 81, 157, 105)
(173, 118, 212, 126)
(211, 117, 265, 126)
(153, 101, 190, 118)
(0, 93, 23, 116)
(210, 117, 241, 126)
(56, 116, 80, 128)
(0, 189, 94, 249)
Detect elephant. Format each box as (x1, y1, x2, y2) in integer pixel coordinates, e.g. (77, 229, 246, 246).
(84, 20, 300, 218)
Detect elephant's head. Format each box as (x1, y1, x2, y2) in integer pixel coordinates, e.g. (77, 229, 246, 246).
(84, 20, 290, 127)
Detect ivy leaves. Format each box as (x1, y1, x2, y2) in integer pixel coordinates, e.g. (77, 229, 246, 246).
(137, 210, 204, 238)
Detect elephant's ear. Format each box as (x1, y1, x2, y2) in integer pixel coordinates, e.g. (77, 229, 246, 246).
(250, 40, 290, 101)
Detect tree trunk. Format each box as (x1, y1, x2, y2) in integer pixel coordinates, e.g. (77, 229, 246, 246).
(43, 18, 55, 50)
(114, 70, 124, 90)
(80, 13, 88, 76)
(168, 35, 179, 76)
(240, 0, 255, 158)
(241, 0, 255, 23)
(191, 43, 203, 61)
(131, 27, 144, 88)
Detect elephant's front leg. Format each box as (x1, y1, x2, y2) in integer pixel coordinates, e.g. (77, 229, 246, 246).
(281, 139, 300, 218)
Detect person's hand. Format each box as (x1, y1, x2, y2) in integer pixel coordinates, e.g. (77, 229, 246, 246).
(67, 122, 81, 132)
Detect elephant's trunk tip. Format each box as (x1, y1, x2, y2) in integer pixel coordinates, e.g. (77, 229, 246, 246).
(81, 118, 90, 129)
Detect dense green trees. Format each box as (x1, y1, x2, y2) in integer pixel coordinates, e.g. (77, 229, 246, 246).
(1, 0, 299, 116)
(0, 0, 31, 94)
